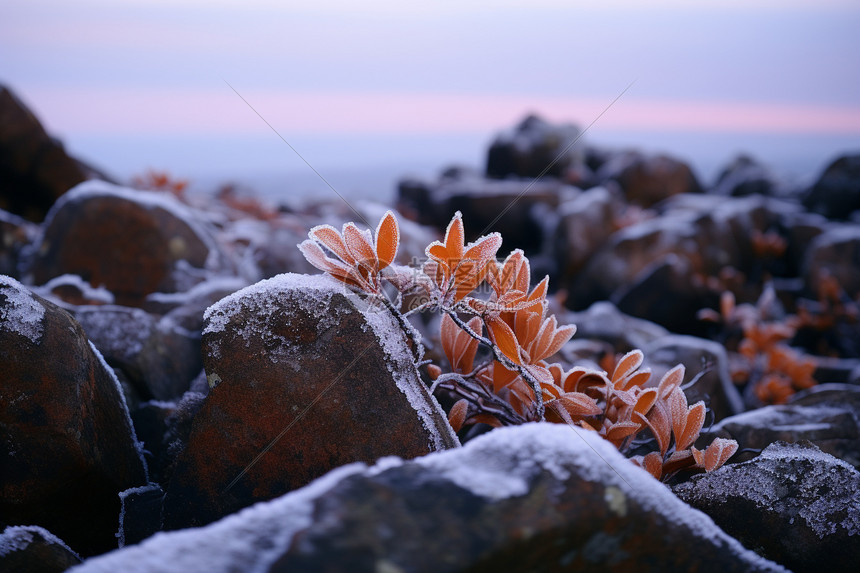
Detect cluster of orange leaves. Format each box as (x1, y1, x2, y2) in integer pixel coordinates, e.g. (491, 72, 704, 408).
(700, 290, 817, 404)
(300, 210, 737, 480)
(131, 170, 188, 198)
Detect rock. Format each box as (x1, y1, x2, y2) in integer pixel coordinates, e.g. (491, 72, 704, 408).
(613, 254, 717, 335)
(803, 225, 860, 298)
(74, 424, 783, 573)
(673, 441, 860, 572)
(75, 304, 202, 400)
(570, 194, 800, 310)
(700, 384, 860, 469)
(0, 276, 149, 556)
(596, 150, 702, 207)
(25, 180, 228, 307)
(643, 334, 744, 423)
(803, 153, 860, 220)
(0, 209, 37, 278)
(712, 154, 780, 197)
(552, 187, 621, 287)
(161, 273, 459, 530)
(397, 172, 576, 255)
(485, 114, 584, 179)
(117, 484, 164, 548)
(0, 525, 81, 573)
(131, 391, 207, 487)
(0, 85, 97, 222)
(559, 301, 669, 353)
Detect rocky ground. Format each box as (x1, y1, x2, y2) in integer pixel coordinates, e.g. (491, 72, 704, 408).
(1, 85, 859, 572)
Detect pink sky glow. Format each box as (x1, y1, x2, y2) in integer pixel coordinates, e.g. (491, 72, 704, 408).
(27, 87, 860, 139)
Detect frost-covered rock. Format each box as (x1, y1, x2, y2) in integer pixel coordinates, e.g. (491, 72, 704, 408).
(75, 304, 202, 400)
(0, 276, 149, 556)
(396, 168, 576, 256)
(673, 441, 860, 572)
(701, 384, 860, 469)
(24, 180, 229, 307)
(596, 150, 702, 207)
(712, 154, 781, 197)
(161, 273, 459, 530)
(117, 483, 164, 548)
(0, 525, 81, 573)
(643, 334, 744, 423)
(73, 423, 783, 573)
(485, 114, 585, 180)
(0, 208, 37, 278)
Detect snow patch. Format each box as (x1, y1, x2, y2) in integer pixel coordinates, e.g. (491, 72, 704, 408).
(37, 274, 115, 304)
(0, 275, 45, 343)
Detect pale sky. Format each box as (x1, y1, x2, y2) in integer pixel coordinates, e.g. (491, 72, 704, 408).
(1, 0, 858, 190)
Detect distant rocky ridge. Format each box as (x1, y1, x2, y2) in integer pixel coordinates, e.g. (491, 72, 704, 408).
(1, 85, 859, 572)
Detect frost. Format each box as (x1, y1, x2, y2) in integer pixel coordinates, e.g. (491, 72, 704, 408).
(89, 341, 149, 482)
(77, 306, 155, 358)
(677, 441, 860, 539)
(70, 463, 366, 573)
(0, 275, 45, 343)
(358, 294, 458, 452)
(202, 273, 346, 367)
(37, 274, 115, 304)
(0, 525, 80, 560)
(117, 483, 164, 548)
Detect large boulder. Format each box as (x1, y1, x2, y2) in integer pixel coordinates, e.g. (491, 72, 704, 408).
(72, 424, 783, 573)
(674, 441, 860, 572)
(0, 276, 149, 556)
(0, 86, 97, 222)
(161, 273, 459, 529)
(25, 180, 227, 307)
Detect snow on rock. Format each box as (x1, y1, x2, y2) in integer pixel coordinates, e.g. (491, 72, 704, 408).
(1, 287, 149, 557)
(0, 275, 45, 343)
(162, 273, 457, 530)
(0, 525, 81, 572)
(674, 440, 860, 571)
(73, 423, 784, 573)
(24, 180, 230, 307)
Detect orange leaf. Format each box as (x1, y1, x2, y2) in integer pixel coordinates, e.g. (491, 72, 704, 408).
(604, 421, 641, 442)
(558, 391, 602, 417)
(448, 399, 469, 432)
(658, 364, 686, 399)
(643, 451, 664, 480)
(375, 210, 399, 269)
(702, 437, 738, 472)
(646, 401, 672, 457)
(633, 388, 657, 417)
(309, 224, 356, 265)
(487, 316, 522, 365)
(677, 401, 706, 451)
(612, 349, 644, 385)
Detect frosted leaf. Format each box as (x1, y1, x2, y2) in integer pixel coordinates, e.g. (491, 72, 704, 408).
(0, 275, 45, 344)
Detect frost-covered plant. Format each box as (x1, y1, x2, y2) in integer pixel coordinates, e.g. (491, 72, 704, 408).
(300, 210, 737, 481)
(699, 289, 817, 404)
